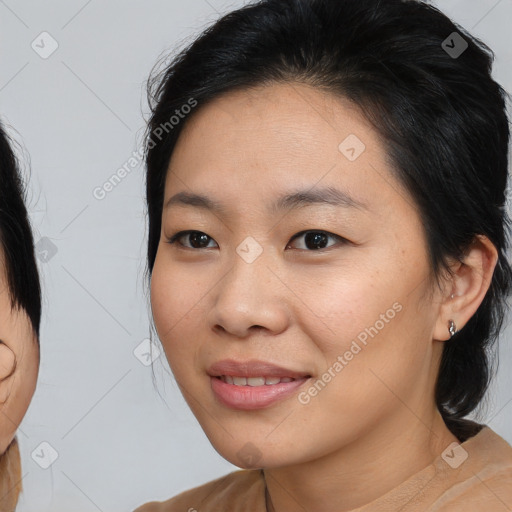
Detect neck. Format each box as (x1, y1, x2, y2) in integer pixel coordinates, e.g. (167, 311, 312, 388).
(0, 437, 22, 512)
(263, 408, 458, 512)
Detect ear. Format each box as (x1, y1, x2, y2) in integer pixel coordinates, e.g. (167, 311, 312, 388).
(0, 340, 16, 404)
(0, 342, 16, 404)
(433, 235, 498, 342)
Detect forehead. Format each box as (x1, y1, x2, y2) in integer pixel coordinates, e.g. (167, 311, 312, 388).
(170, 84, 371, 172)
(174, 81, 370, 152)
(163, 82, 413, 221)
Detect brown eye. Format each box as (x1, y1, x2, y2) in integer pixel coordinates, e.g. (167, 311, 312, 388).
(166, 229, 346, 251)
(286, 230, 344, 251)
(167, 231, 217, 249)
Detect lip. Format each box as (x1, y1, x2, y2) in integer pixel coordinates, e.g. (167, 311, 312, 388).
(207, 359, 310, 379)
(208, 359, 311, 410)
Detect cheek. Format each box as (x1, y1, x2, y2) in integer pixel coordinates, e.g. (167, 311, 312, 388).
(0, 341, 38, 454)
(150, 251, 207, 372)
(293, 264, 399, 355)
(14, 347, 39, 417)
(318, 303, 434, 427)
(151, 250, 195, 335)
(300, 260, 431, 398)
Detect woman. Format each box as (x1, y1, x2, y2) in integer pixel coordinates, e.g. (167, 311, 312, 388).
(0, 122, 41, 511)
(135, 0, 512, 510)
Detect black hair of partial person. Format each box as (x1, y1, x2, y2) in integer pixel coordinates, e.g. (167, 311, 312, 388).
(0, 122, 41, 339)
(144, 0, 512, 442)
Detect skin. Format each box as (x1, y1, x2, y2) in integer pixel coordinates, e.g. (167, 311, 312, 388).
(0, 253, 39, 455)
(150, 82, 497, 512)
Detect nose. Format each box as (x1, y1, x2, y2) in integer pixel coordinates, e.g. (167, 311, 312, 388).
(207, 253, 290, 339)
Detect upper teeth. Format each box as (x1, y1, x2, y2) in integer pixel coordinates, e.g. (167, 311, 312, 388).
(221, 376, 295, 386)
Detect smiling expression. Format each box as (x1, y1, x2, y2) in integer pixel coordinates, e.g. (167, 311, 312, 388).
(150, 82, 446, 469)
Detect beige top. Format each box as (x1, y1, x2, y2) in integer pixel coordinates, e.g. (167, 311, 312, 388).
(134, 426, 512, 512)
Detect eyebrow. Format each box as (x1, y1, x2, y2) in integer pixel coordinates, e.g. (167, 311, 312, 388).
(164, 186, 368, 215)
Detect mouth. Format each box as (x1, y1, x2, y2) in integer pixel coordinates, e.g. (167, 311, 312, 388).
(208, 359, 312, 410)
(216, 375, 298, 386)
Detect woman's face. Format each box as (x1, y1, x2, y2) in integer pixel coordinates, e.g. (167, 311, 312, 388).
(150, 82, 448, 468)
(0, 254, 39, 454)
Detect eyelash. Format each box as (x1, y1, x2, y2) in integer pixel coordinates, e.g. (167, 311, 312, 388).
(166, 230, 347, 252)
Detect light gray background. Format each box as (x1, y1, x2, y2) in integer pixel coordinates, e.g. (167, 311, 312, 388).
(0, 0, 511, 510)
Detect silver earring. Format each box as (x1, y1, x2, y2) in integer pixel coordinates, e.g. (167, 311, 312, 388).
(448, 320, 457, 338)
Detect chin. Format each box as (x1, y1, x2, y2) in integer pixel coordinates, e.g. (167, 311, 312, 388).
(206, 431, 302, 470)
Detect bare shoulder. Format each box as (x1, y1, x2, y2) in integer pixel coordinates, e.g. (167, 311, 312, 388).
(133, 469, 264, 512)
